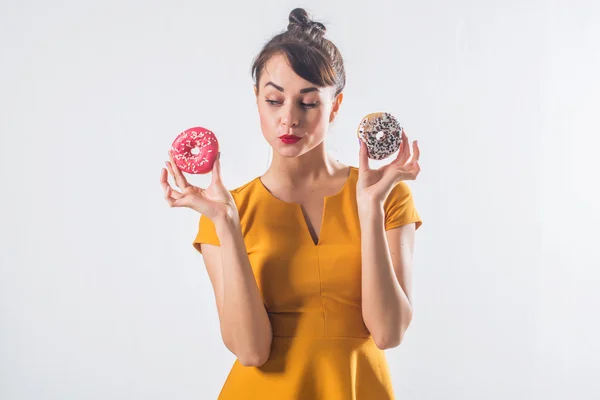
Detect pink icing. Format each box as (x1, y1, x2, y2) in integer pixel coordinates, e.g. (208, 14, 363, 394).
(170, 126, 219, 174)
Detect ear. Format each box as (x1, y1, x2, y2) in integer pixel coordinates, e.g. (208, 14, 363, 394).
(253, 84, 258, 98)
(329, 92, 344, 123)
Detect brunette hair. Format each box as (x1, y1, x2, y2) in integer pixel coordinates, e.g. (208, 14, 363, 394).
(251, 8, 346, 98)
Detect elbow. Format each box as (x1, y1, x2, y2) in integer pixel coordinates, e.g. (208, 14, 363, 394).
(366, 302, 413, 350)
(238, 348, 270, 367)
(373, 331, 404, 350)
(372, 320, 412, 350)
(223, 336, 271, 367)
(221, 323, 273, 367)
(373, 307, 413, 349)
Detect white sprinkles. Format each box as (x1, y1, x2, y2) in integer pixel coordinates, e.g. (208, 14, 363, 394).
(357, 112, 403, 160)
(170, 127, 219, 174)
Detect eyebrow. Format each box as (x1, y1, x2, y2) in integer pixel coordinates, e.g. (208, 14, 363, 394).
(264, 81, 320, 94)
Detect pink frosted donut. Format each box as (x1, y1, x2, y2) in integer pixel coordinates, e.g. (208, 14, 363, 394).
(170, 126, 219, 174)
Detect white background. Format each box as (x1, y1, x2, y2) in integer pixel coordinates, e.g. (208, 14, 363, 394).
(1, 0, 599, 399)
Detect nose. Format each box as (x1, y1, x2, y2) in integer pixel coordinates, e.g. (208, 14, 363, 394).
(281, 104, 299, 127)
(282, 117, 297, 127)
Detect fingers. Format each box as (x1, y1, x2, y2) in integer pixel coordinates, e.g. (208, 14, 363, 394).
(210, 152, 222, 186)
(168, 150, 189, 190)
(400, 140, 421, 180)
(160, 166, 167, 185)
(164, 161, 183, 195)
(165, 161, 177, 184)
(411, 140, 420, 164)
(161, 168, 175, 196)
(358, 138, 370, 172)
(392, 130, 421, 181)
(392, 131, 406, 165)
(395, 129, 411, 165)
(161, 168, 183, 207)
(168, 150, 187, 188)
(408, 141, 421, 178)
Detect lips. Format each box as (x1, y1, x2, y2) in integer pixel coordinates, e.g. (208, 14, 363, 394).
(279, 135, 302, 144)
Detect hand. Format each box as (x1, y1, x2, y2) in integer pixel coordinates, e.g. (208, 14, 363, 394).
(357, 128, 421, 213)
(160, 150, 238, 222)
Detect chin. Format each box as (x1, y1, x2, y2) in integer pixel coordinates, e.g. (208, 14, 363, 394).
(270, 139, 305, 156)
(274, 147, 305, 158)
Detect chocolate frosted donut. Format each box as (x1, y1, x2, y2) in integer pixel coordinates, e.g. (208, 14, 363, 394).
(357, 112, 403, 160)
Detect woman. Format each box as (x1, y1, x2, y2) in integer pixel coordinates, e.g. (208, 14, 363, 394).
(160, 8, 422, 400)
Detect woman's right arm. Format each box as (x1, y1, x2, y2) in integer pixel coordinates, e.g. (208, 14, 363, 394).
(201, 213, 273, 367)
(161, 150, 272, 367)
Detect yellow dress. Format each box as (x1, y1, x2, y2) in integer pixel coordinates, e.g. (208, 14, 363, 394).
(193, 166, 422, 399)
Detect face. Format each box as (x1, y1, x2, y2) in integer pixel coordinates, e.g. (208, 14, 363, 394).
(254, 53, 343, 158)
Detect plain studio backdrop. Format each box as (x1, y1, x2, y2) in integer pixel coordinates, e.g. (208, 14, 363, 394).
(1, 0, 599, 399)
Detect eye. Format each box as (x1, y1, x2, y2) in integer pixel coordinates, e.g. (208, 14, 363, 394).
(265, 99, 282, 107)
(265, 99, 319, 109)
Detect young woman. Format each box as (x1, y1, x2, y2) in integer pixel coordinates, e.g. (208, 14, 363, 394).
(160, 8, 422, 400)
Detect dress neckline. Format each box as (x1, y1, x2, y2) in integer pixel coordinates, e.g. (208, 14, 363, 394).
(255, 166, 354, 207)
(254, 167, 354, 246)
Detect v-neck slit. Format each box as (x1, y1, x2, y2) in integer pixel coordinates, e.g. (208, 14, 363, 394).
(300, 198, 328, 246)
(256, 167, 354, 247)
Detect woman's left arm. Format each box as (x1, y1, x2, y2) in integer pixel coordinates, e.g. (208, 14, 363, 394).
(360, 206, 416, 350)
(357, 129, 420, 350)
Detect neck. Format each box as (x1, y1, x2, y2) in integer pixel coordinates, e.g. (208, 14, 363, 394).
(264, 141, 341, 187)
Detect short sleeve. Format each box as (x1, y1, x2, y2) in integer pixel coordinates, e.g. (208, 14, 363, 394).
(192, 213, 221, 254)
(384, 181, 423, 231)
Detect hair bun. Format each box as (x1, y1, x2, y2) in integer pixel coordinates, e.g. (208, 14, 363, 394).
(287, 8, 326, 38)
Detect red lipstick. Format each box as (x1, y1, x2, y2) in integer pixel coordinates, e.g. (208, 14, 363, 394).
(279, 135, 302, 144)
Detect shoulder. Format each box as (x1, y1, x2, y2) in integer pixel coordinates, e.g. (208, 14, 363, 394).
(226, 176, 265, 214)
(383, 180, 422, 230)
(346, 166, 412, 202)
(384, 180, 414, 208)
(388, 180, 413, 198)
(198, 177, 260, 226)
(228, 177, 258, 198)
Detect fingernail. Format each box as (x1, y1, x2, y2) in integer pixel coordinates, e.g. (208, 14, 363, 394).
(217, 152, 221, 160)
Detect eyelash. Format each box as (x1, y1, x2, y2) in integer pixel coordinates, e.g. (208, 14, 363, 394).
(266, 99, 319, 109)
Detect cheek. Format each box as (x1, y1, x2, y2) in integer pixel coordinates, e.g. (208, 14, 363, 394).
(259, 111, 274, 130)
(256, 104, 268, 124)
(258, 103, 275, 120)
(257, 106, 278, 139)
(310, 109, 330, 129)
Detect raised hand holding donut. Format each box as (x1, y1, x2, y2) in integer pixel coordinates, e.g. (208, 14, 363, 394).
(356, 127, 420, 214)
(160, 150, 238, 222)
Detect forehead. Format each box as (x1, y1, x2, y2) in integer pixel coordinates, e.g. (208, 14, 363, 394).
(260, 53, 318, 92)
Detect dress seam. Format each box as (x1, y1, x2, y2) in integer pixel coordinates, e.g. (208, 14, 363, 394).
(315, 247, 327, 336)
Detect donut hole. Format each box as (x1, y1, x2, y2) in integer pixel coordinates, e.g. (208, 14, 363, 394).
(376, 131, 385, 140)
(191, 147, 200, 156)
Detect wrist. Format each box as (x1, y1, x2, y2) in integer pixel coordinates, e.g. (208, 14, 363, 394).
(213, 211, 241, 234)
(358, 201, 385, 225)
